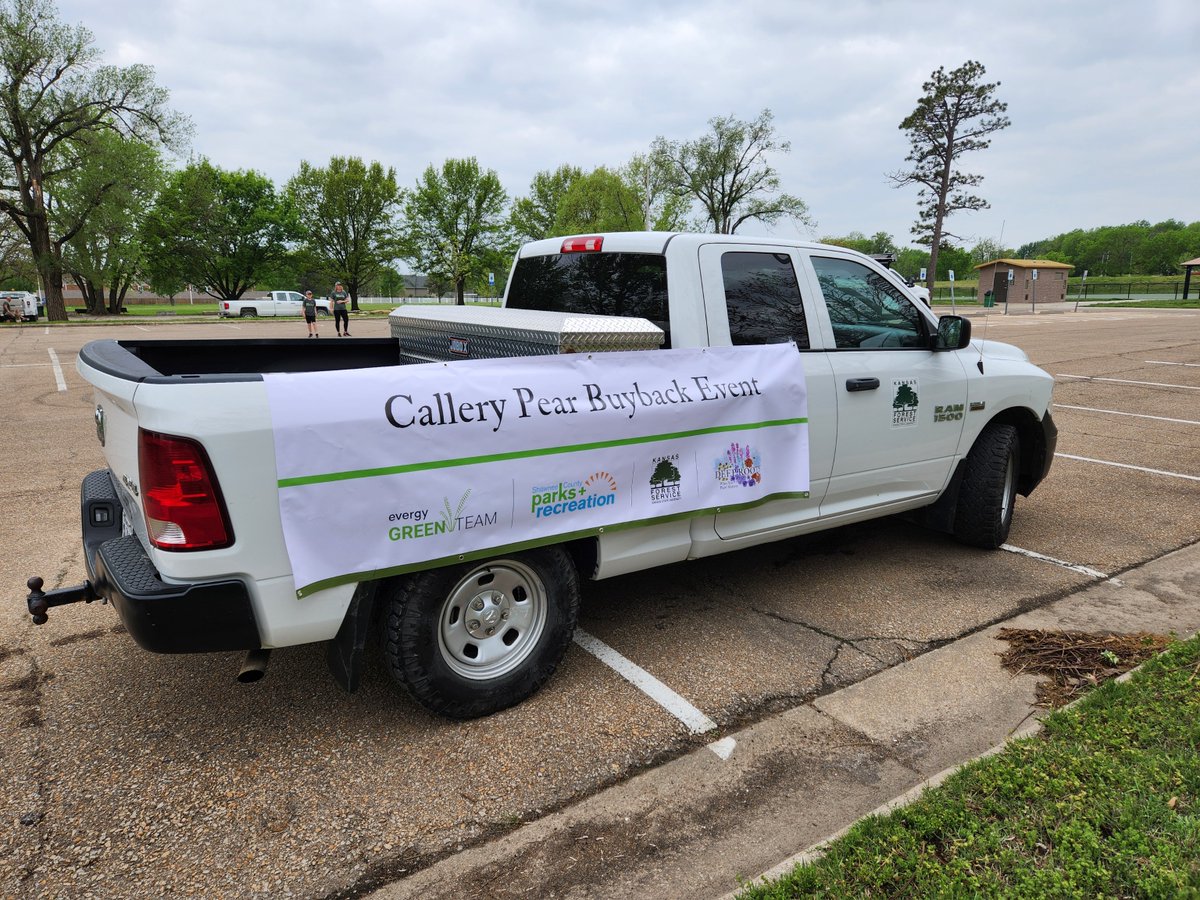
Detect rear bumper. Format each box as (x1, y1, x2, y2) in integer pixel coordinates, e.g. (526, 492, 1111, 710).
(82, 470, 261, 653)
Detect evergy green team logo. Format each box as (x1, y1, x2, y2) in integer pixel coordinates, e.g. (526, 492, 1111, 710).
(532, 472, 618, 519)
(388, 489, 499, 541)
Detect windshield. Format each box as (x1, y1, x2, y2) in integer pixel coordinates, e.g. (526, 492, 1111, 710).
(506, 252, 670, 344)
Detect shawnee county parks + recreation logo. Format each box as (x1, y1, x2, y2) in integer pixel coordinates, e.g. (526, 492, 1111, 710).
(714, 442, 762, 489)
(649, 453, 682, 504)
(892, 378, 919, 428)
(387, 489, 499, 541)
(531, 472, 618, 519)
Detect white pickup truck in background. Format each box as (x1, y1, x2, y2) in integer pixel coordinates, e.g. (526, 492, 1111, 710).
(218, 290, 331, 318)
(29, 231, 1056, 719)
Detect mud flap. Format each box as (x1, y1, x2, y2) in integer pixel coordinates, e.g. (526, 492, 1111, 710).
(326, 581, 378, 693)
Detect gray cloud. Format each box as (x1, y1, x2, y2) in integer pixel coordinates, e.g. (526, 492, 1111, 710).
(63, 0, 1200, 250)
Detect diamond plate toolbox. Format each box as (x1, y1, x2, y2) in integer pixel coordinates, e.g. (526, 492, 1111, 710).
(389, 306, 664, 364)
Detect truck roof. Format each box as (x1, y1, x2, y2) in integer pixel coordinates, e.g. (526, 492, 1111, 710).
(517, 231, 845, 258)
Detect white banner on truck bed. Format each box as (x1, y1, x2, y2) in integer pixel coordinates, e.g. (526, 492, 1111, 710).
(263, 344, 809, 597)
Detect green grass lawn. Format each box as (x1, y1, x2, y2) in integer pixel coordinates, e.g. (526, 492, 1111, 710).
(1082, 299, 1200, 309)
(737, 636, 1200, 898)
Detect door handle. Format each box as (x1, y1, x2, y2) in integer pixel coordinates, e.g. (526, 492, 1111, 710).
(845, 377, 880, 392)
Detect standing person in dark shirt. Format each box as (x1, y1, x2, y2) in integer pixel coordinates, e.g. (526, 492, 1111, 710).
(302, 290, 319, 337)
(330, 281, 350, 336)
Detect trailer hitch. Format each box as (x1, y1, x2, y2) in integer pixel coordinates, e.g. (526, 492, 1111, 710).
(26, 577, 100, 625)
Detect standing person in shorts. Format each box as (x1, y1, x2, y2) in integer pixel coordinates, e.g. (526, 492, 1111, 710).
(330, 281, 350, 336)
(303, 290, 319, 337)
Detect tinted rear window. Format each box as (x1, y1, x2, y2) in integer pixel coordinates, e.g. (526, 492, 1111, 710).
(506, 252, 670, 342)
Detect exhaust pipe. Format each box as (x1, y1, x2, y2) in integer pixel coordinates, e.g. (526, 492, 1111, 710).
(237, 648, 271, 683)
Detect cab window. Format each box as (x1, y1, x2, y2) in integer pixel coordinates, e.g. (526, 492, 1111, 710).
(811, 256, 927, 349)
(722, 251, 808, 349)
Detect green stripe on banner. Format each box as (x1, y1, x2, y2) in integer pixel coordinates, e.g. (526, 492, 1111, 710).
(278, 416, 808, 488)
(294, 489, 812, 597)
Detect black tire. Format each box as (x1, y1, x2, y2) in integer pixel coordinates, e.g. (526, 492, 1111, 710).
(953, 423, 1020, 549)
(240, 308, 257, 318)
(318, 308, 330, 317)
(383, 547, 580, 718)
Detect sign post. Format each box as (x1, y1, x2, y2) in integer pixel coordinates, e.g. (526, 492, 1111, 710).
(948, 269, 956, 314)
(1075, 269, 1088, 312)
(1031, 267, 1038, 313)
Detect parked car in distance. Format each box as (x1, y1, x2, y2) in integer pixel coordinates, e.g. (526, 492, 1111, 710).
(0, 290, 39, 321)
(219, 291, 332, 318)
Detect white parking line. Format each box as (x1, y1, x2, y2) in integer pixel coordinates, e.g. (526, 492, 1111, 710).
(47, 348, 67, 392)
(134, 325, 150, 332)
(1054, 404, 1200, 426)
(1055, 453, 1200, 482)
(574, 628, 734, 758)
(1056, 374, 1200, 391)
(1001, 544, 1108, 580)
(1145, 360, 1200, 368)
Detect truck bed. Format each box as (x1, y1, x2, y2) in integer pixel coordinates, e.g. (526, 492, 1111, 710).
(79, 338, 402, 382)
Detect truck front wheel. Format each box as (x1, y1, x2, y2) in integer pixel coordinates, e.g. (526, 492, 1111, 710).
(383, 547, 580, 718)
(953, 422, 1019, 549)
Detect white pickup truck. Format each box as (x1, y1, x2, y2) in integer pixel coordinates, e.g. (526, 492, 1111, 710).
(218, 290, 332, 318)
(27, 232, 1056, 719)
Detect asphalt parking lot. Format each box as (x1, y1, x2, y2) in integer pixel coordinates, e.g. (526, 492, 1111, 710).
(2, 308, 1198, 898)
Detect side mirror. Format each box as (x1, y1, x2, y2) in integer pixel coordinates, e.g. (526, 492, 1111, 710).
(933, 315, 972, 351)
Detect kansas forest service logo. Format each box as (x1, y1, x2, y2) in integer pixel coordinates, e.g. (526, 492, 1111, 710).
(892, 378, 919, 428)
(649, 453, 682, 503)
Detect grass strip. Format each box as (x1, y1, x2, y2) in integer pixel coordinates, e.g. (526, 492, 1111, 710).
(737, 635, 1200, 898)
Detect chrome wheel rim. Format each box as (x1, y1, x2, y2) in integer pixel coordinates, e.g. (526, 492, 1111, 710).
(437, 559, 548, 680)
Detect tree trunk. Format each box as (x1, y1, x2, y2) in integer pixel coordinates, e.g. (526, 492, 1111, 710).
(455, 277, 466, 305)
(30, 217, 70, 322)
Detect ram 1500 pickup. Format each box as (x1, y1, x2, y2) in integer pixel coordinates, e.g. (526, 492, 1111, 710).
(26, 232, 1055, 719)
(218, 290, 332, 318)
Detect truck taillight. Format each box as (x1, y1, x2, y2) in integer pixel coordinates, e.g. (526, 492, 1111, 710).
(138, 429, 233, 551)
(223, 302, 229, 310)
(561, 236, 603, 253)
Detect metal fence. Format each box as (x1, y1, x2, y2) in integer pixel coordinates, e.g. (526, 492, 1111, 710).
(1075, 280, 1187, 299)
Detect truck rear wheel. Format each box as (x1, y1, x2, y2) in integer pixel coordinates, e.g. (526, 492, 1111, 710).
(953, 423, 1019, 549)
(239, 308, 257, 318)
(383, 547, 580, 718)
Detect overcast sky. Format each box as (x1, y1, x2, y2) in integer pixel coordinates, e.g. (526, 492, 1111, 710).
(58, 0, 1200, 252)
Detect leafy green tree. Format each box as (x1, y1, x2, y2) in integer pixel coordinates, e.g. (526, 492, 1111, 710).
(622, 152, 688, 231)
(821, 232, 899, 256)
(553, 167, 643, 234)
(510, 164, 581, 242)
(57, 131, 163, 314)
(935, 244, 973, 281)
(0, 0, 187, 321)
(894, 247, 930, 282)
(287, 156, 402, 309)
(889, 61, 1009, 294)
(969, 238, 1013, 266)
(652, 109, 813, 234)
(0, 215, 35, 286)
(401, 157, 510, 304)
(142, 160, 295, 302)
